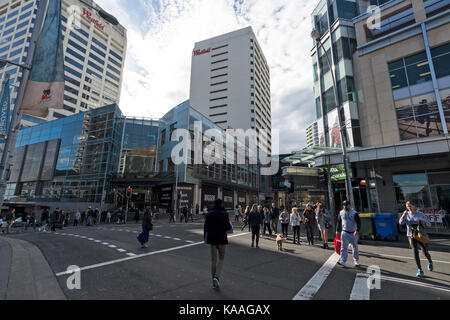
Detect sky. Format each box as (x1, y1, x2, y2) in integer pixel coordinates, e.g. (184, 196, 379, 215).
(95, 0, 319, 154)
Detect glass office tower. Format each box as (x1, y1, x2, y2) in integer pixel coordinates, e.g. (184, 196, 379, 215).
(5, 104, 124, 206)
(311, 0, 362, 149)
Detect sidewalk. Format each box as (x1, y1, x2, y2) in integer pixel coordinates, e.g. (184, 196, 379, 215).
(0, 236, 66, 300)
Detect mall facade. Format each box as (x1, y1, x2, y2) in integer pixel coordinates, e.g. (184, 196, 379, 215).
(302, 0, 449, 231)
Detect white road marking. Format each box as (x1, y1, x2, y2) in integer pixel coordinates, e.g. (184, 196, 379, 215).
(380, 276, 450, 293)
(350, 274, 370, 300)
(88, 238, 94, 241)
(117, 249, 126, 253)
(164, 236, 171, 239)
(173, 238, 181, 241)
(102, 243, 109, 245)
(292, 253, 341, 300)
(360, 252, 450, 265)
(95, 240, 101, 243)
(55, 232, 250, 276)
(126, 253, 136, 257)
(156, 235, 162, 237)
(185, 240, 195, 244)
(108, 245, 117, 248)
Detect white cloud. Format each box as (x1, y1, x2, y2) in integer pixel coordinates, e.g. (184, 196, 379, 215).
(95, 0, 318, 153)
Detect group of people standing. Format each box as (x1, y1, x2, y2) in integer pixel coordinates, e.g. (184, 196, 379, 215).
(240, 202, 332, 249)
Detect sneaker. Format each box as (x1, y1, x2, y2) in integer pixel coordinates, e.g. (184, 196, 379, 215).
(428, 263, 434, 272)
(251, 242, 254, 248)
(354, 262, 361, 268)
(417, 269, 424, 277)
(213, 277, 220, 289)
(337, 261, 347, 268)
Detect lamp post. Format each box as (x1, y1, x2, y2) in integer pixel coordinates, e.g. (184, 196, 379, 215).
(311, 29, 355, 208)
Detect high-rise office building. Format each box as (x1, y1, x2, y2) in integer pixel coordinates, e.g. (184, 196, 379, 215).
(306, 121, 319, 148)
(189, 27, 272, 154)
(0, 0, 127, 127)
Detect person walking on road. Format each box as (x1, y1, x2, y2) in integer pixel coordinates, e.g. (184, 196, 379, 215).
(336, 200, 361, 268)
(248, 204, 263, 248)
(204, 199, 232, 290)
(303, 204, 316, 246)
(270, 203, 280, 234)
(40, 208, 49, 230)
(399, 201, 434, 277)
(234, 205, 240, 222)
(74, 210, 80, 227)
(241, 206, 250, 231)
(279, 207, 290, 239)
(290, 207, 302, 245)
(169, 207, 175, 223)
(50, 208, 59, 232)
(189, 206, 194, 222)
(316, 203, 331, 249)
(2, 208, 16, 234)
(257, 205, 265, 237)
(181, 206, 188, 223)
(262, 207, 272, 237)
(106, 211, 111, 224)
(137, 208, 153, 248)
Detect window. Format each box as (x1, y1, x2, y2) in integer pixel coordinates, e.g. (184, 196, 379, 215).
(7, 10, 19, 19)
(63, 104, 76, 113)
(108, 57, 121, 68)
(21, 2, 34, 12)
(9, 48, 22, 58)
(431, 43, 450, 79)
(160, 129, 166, 145)
(87, 68, 102, 79)
(66, 47, 85, 62)
(105, 79, 119, 88)
(333, 37, 357, 62)
(89, 52, 105, 65)
(91, 44, 106, 58)
(64, 94, 77, 104)
(69, 31, 87, 46)
(322, 87, 336, 113)
(65, 56, 83, 70)
(2, 27, 14, 36)
(316, 97, 322, 119)
(88, 60, 103, 73)
(106, 71, 120, 83)
(14, 29, 27, 39)
(65, 75, 80, 87)
(68, 39, 85, 53)
(211, 59, 228, 65)
(337, 76, 356, 103)
(92, 37, 107, 50)
(16, 20, 28, 31)
(65, 85, 79, 96)
(19, 10, 32, 21)
(0, 45, 10, 54)
(109, 49, 122, 61)
(107, 64, 120, 75)
(65, 65, 82, 79)
(5, 18, 17, 28)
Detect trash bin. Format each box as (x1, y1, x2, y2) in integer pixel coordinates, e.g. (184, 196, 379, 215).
(359, 213, 376, 240)
(373, 214, 399, 241)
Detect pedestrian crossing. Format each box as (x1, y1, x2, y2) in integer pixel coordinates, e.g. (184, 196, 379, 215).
(97, 227, 199, 244)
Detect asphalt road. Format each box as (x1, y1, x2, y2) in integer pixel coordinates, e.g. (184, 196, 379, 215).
(4, 217, 450, 300)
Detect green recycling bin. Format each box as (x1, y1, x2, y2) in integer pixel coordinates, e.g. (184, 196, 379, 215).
(359, 213, 376, 239)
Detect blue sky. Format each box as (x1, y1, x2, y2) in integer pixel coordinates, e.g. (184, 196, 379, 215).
(95, 0, 318, 153)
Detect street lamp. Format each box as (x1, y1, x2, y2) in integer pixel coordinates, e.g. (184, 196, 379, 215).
(311, 29, 355, 208)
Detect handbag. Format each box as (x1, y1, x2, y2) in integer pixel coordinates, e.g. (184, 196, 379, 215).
(334, 235, 342, 255)
(412, 223, 430, 245)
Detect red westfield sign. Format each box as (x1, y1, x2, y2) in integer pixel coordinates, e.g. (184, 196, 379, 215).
(83, 8, 105, 31)
(193, 48, 211, 56)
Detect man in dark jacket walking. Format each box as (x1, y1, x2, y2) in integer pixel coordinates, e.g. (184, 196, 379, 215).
(204, 199, 231, 290)
(270, 203, 280, 234)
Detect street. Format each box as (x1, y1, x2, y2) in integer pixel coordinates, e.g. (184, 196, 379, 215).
(1, 217, 449, 300)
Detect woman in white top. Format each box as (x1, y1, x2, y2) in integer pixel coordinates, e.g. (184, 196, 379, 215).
(279, 207, 290, 239)
(399, 201, 434, 277)
(290, 207, 302, 245)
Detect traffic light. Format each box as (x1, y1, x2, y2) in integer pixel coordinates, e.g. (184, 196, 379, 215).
(319, 169, 328, 185)
(126, 187, 132, 199)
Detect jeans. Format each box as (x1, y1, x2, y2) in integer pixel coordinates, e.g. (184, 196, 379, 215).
(305, 224, 314, 245)
(210, 245, 226, 279)
(293, 226, 300, 243)
(410, 237, 432, 270)
(263, 223, 272, 236)
(271, 219, 278, 234)
(137, 227, 150, 245)
(281, 223, 289, 238)
(251, 226, 260, 245)
(340, 232, 359, 265)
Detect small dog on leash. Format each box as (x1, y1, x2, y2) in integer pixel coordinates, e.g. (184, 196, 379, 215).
(276, 234, 287, 251)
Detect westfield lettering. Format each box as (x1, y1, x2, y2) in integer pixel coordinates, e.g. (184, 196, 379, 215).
(82, 8, 105, 31)
(193, 48, 211, 56)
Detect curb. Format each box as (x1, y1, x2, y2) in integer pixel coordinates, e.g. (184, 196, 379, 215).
(1, 237, 67, 300)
